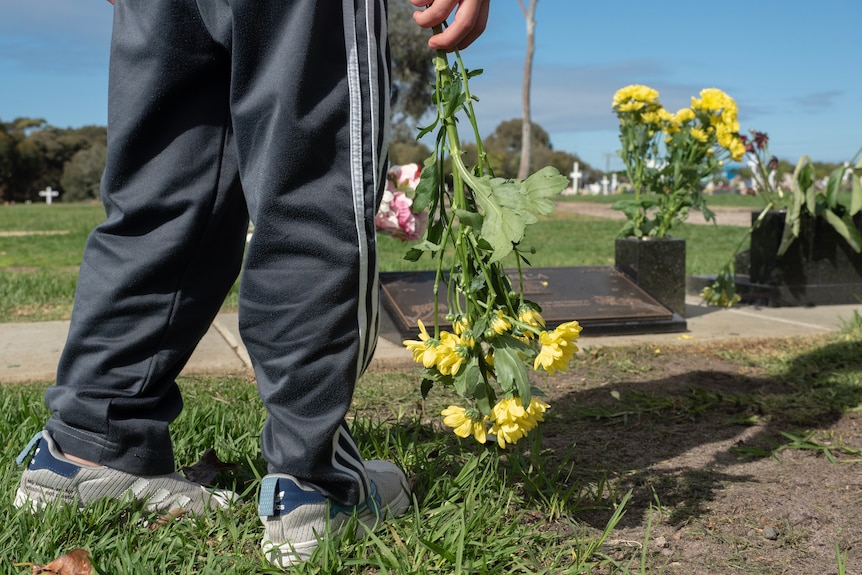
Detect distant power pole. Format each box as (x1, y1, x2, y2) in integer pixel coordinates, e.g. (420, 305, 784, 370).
(603, 152, 613, 174)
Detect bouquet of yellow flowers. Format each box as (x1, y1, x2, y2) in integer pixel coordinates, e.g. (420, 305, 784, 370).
(612, 85, 745, 238)
(400, 33, 577, 448)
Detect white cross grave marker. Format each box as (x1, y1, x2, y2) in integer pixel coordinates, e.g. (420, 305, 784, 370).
(38, 186, 59, 205)
(569, 162, 582, 195)
(600, 175, 609, 195)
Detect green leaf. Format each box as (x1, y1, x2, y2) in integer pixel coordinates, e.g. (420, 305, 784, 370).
(454, 208, 483, 229)
(403, 247, 424, 262)
(472, 377, 494, 417)
(420, 378, 434, 399)
(467, 167, 568, 263)
(493, 346, 531, 401)
(471, 176, 525, 262)
(413, 155, 439, 212)
(792, 156, 816, 216)
(442, 80, 466, 120)
(420, 367, 453, 387)
(823, 210, 862, 253)
(824, 165, 843, 209)
(416, 118, 439, 140)
(519, 166, 569, 217)
(851, 160, 862, 216)
(468, 273, 486, 293)
(699, 204, 716, 224)
(777, 219, 798, 257)
(460, 357, 481, 398)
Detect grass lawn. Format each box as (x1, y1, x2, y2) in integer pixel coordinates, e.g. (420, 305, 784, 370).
(2, 202, 861, 573)
(1, 203, 750, 323)
(3, 325, 861, 573)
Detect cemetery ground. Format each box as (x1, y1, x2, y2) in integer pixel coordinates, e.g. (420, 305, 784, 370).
(1, 203, 861, 573)
(2, 329, 860, 574)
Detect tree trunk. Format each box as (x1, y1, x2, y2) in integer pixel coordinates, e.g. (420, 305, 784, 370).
(517, 0, 538, 180)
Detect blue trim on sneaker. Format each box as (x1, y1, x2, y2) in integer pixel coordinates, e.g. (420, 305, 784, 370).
(258, 475, 327, 517)
(15, 432, 43, 466)
(258, 475, 384, 520)
(15, 431, 80, 478)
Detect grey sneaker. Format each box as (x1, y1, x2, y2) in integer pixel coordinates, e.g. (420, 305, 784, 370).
(258, 460, 411, 567)
(15, 431, 237, 515)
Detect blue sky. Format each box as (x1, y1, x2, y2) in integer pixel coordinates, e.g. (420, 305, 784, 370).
(2, 0, 860, 172)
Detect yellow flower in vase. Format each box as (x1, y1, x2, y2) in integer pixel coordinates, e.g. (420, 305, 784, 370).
(612, 84, 659, 107)
(441, 405, 488, 443)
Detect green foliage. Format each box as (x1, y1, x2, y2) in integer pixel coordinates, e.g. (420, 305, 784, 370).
(0, 376, 640, 574)
(481, 118, 600, 182)
(388, 1, 436, 125)
(60, 143, 107, 202)
(403, 40, 572, 424)
(0, 118, 107, 203)
(777, 153, 862, 256)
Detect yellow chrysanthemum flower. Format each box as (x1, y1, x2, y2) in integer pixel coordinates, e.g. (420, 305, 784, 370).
(489, 396, 550, 448)
(715, 124, 737, 150)
(689, 127, 709, 143)
(674, 107, 696, 123)
(452, 315, 470, 335)
(517, 306, 545, 339)
(640, 111, 662, 126)
(691, 87, 727, 113)
(613, 84, 659, 107)
(403, 319, 441, 368)
(518, 307, 545, 328)
(441, 405, 487, 443)
(555, 320, 583, 340)
(458, 329, 475, 349)
(658, 108, 680, 134)
(435, 331, 469, 376)
(484, 351, 495, 368)
(533, 321, 582, 375)
(490, 309, 512, 335)
(617, 101, 645, 113)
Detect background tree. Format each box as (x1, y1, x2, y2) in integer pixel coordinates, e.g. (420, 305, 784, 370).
(484, 118, 599, 184)
(517, 0, 538, 179)
(0, 118, 106, 203)
(388, 1, 435, 127)
(60, 143, 107, 201)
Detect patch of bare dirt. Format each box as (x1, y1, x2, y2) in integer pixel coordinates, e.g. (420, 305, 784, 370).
(535, 338, 862, 575)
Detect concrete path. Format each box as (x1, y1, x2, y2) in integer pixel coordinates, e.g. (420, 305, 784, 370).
(2, 296, 859, 383)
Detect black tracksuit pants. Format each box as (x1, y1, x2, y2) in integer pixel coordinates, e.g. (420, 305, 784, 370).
(43, 0, 390, 507)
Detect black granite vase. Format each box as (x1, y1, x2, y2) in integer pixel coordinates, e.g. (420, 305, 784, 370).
(747, 210, 862, 305)
(615, 237, 686, 317)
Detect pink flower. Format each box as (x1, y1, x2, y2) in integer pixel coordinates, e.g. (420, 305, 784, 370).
(375, 164, 428, 241)
(390, 163, 421, 189)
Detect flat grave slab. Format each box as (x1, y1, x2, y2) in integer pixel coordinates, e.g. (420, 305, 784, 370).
(380, 266, 686, 339)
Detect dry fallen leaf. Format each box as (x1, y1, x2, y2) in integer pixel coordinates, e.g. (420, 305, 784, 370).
(16, 548, 93, 575)
(180, 448, 238, 485)
(148, 507, 189, 531)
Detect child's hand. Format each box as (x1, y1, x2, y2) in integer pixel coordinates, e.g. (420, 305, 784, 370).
(410, 0, 491, 51)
